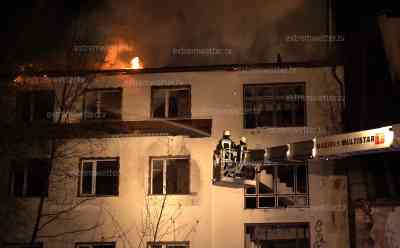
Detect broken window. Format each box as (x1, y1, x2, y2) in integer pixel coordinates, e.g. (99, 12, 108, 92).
(83, 88, 122, 120)
(244, 163, 308, 209)
(151, 86, 191, 119)
(16, 90, 54, 123)
(76, 242, 115, 248)
(245, 223, 310, 248)
(244, 83, 305, 128)
(10, 159, 50, 197)
(147, 242, 189, 248)
(79, 158, 119, 196)
(150, 157, 190, 195)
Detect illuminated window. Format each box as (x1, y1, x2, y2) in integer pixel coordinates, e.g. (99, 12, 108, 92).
(76, 242, 115, 248)
(243, 83, 305, 128)
(149, 157, 190, 195)
(3, 243, 43, 248)
(244, 163, 309, 208)
(147, 241, 189, 248)
(79, 158, 119, 196)
(151, 86, 191, 119)
(16, 90, 54, 123)
(10, 159, 50, 197)
(245, 223, 310, 248)
(83, 88, 122, 120)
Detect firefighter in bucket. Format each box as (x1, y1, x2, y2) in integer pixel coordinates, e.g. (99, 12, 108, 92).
(214, 130, 236, 177)
(235, 136, 248, 177)
(213, 130, 250, 177)
(213, 131, 255, 183)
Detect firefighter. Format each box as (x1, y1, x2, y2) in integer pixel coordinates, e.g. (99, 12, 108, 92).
(216, 130, 235, 159)
(237, 136, 248, 162)
(235, 136, 248, 176)
(215, 130, 236, 177)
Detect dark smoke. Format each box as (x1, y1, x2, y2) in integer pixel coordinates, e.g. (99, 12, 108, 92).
(1, 0, 331, 71)
(76, 0, 329, 68)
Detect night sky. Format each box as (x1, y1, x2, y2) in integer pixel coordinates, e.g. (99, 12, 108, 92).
(0, 0, 395, 71)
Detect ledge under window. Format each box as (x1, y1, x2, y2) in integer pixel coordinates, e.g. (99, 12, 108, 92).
(10, 118, 212, 140)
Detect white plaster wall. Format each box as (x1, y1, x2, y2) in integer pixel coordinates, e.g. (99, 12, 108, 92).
(30, 137, 214, 248)
(3, 66, 349, 248)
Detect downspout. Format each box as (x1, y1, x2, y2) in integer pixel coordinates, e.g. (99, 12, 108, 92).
(329, 1, 353, 247)
(332, 67, 353, 247)
(328, 0, 346, 129)
(331, 65, 345, 129)
(328, 0, 345, 127)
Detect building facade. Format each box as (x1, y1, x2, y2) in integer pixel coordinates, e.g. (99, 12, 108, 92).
(0, 64, 349, 248)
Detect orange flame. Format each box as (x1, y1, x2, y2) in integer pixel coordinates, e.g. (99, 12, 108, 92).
(131, 57, 143, 69)
(100, 38, 144, 69)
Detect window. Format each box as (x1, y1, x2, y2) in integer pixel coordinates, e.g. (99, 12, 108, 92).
(151, 86, 191, 119)
(17, 90, 54, 123)
(149, 157, 190, 195)
(83, 88, 122, 120)
(3, 243, 43, 248)
(10, 159, 50, 197)
(244, 159, 309, 208)
(79, 158, 119, 196)
(76, 242, 115, 248)
(245, 223, 310, 248)
(147, 241, 189, 248)
(243, 83, 305, 128)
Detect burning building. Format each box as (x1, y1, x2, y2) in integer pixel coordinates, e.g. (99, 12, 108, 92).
(0, 61, 349, 248)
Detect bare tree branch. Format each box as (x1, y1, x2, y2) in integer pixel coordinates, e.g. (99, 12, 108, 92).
(153, 194, 167, 242)
(38, 198, 92, 231)
(36, 222, 103, 239)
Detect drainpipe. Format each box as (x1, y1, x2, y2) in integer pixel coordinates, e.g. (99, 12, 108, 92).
(331, 65, 345, 130)
(328, 0, 346, 130)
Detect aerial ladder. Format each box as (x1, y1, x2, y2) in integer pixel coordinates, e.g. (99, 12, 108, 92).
(213, 125, 400, 188)
(211, 130, 304, 188)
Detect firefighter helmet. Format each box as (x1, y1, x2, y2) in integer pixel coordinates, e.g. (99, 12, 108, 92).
(240, 136, 247, 144)
(223, 130, 231, 136)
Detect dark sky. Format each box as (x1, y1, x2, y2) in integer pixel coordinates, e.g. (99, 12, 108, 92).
(1, 0, 337, 70)
(0, 1, 104, 70)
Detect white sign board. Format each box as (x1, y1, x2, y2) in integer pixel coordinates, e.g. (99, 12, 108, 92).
(314, 126, 394, 158)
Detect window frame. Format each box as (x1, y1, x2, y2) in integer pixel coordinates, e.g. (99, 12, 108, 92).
(147, 241, 190, 248)
(244, 162, 309, 209)
(148, 156, 191, 195)
(75, 242, 116, 248)
(9, 159, 50, 198)
(244, 222, 310, 248)
(16, 90, 55, 123)
(82, 88, 122, 121)
(78, 157, 120, 197)
(150, 85, 191, 119)
(242, 82, 307, 128)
